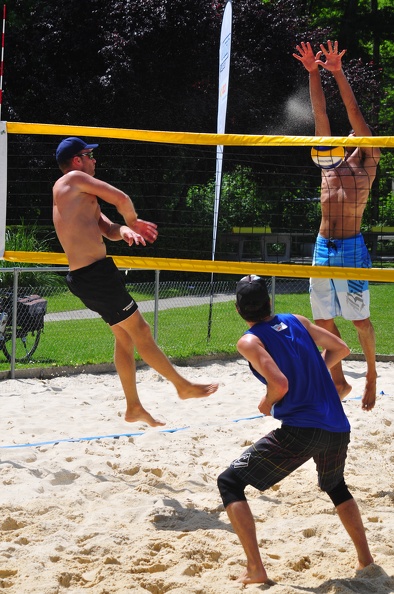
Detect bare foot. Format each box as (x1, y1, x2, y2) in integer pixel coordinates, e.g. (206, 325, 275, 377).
(236, 567, 270, 585)
(124, 404, 166, 427)
(177, 382, 219, 400)
(361, 373, 377, 411)
(336, 381, 352, 401)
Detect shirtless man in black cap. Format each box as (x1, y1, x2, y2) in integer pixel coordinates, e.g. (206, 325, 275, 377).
(53, 137, 218, 426)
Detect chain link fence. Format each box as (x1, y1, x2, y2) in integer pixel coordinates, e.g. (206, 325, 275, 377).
(1, 266, 391, 378)
(0, 267, 316, 378)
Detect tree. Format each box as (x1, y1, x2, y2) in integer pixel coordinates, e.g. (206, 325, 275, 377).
(3, 0, 390, 258)
(7, 0, 386, 133)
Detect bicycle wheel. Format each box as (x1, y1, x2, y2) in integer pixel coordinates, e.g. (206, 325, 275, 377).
(1, 328, 42, 363)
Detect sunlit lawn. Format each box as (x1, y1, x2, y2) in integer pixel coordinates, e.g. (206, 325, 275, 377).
(0, 283, 392, 373)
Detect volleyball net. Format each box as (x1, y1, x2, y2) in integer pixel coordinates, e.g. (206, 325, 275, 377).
(1, 121, 394, 283)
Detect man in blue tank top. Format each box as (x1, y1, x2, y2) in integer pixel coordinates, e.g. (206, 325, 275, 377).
(217, 275, 374, 585)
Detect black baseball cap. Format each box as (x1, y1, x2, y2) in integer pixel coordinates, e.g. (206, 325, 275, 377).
(236, 275, 270, 317)
(56, 137, 99, 164)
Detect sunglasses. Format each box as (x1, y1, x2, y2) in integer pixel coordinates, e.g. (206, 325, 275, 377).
(76, 151, 95, 160)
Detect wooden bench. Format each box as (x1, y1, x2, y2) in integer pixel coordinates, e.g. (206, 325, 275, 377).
(367, 227, 394, 260)
(228, 227, 292, 262)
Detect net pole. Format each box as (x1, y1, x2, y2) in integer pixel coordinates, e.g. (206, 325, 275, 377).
(0, 4, 7, 121)
(0, 4, 6, 121)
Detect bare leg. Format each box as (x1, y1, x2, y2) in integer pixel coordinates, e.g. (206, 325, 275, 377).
(352, 318, 377, 411)
(111, 311, 218, 423)
(112, 323, 165, 426)
(226, 501, 269, 585)
(335, 498, 374, 569)
(314, 318, 352, 399)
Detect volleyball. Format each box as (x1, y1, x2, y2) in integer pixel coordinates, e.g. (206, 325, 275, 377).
(311, 146, 345, 169)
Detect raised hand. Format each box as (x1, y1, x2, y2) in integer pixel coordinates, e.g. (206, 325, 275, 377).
(315, 40, 346, 73)
(293, 41, 319, 72)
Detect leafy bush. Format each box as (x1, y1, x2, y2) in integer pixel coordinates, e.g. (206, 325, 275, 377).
(186, 165, 321, 233)
(187, 165, 273, 231)
(375, 192, 394, 227)
(0, 224, 64, 289)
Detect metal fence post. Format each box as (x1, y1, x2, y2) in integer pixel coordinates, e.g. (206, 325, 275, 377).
(271, 275, 276, 314)
(10, 268, 19, 378)
(154, 269, 160, 342)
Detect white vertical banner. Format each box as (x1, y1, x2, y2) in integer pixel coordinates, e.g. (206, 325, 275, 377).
(207, 0, 232, 340)
(0, 121, 7, 257)
(211, 0, 232, 261)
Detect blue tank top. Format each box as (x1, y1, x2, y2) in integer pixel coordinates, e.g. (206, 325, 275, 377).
(246, 314, 350, 432)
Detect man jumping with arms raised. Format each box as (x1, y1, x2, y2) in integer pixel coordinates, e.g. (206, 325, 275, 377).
(293, 40, 380, 410)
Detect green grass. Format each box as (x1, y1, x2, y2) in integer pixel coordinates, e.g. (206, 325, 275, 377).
(0, 319, 115, 370)
(47, 289, 155, 313)
(153, 302, 247, 358)
(0, 283, 392, 372)
(47, 292, 89, 312)
(275, 283, 393, 356)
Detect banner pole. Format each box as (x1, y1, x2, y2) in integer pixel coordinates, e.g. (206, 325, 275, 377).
(208, 0, 232, 341)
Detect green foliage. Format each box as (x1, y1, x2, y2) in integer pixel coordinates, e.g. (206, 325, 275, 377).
(7, 0, 388, 135)
(375, 192, 394, 227)
(187, 165, 272, 231)
(298, 0, 393, 132)
(220, 167, 272, 229)
(377, 151, 394, 225)
(0, 225, 63, 289)
(271, 188, 321, 233)
(4, 0, 393, 250)
(186, 165, 320, 232)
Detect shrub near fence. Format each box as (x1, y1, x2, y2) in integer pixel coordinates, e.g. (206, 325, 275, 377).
(0, 268, 393, 378)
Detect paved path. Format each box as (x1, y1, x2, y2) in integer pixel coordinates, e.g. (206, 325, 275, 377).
(44, 293, 235, 322)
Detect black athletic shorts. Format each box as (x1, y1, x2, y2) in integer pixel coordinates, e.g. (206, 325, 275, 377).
(66, 257, 138, 326)
(229, 425, 350, 494)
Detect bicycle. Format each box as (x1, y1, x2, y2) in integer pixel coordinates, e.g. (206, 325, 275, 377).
(0, 293, 47, 363)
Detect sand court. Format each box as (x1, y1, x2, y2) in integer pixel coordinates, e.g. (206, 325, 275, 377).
(0, 359, 393, 593)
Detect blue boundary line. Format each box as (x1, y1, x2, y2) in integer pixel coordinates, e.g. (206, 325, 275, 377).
(0, 414, 265, 450)
(1, 392, 390, 451)
(343, 390, 389, 402)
